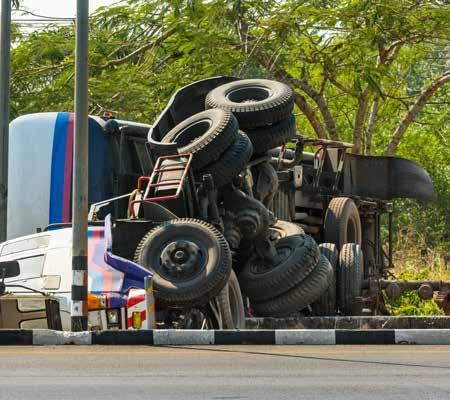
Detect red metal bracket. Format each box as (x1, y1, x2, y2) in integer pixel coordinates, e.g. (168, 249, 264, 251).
(129, 153, 192, 218)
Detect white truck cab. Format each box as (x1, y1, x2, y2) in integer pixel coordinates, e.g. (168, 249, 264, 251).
(0, 225, 150, 331)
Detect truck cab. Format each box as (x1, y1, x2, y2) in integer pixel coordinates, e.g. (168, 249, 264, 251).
(0, 222, 152, 330)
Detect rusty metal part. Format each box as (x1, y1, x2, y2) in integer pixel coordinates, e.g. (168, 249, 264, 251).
(418, 284, 434, 300)
(358, 278, 450, 316)
(222, 187, 275, 247)
(271, 140, 304, 171)
(385, 282, 402, 300)
(434, 291, 450, 315)
(251, 161, 279, 208)
(301, 136, 354, 148)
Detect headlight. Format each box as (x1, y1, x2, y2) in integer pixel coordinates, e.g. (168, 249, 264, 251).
(107, 309, 119, 325)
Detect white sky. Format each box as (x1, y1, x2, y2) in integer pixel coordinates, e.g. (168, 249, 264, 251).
(14, 0, 119, 18)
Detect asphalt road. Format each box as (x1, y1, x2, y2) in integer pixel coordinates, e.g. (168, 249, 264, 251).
(0, 345, 449, 400)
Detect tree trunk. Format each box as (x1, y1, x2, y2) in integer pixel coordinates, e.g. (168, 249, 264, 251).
(292, 92, 327, 139)
(385, 72, 450, 155)
(352, 89, 369, 154)
(254, 53, 328, 139)
(290, 78, 339, 140)
(365, 94, 380, 155)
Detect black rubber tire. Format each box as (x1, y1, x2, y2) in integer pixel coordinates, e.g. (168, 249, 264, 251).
(244, 114, 296, 153)
(134, 218, 232, 307)
(269, 220, 304, 241)
(196, 132, 253, 187)
(161, 109, 238, 169)
(217, 269, 246, 329)
(206, 79, 294, 128)
(270, 189, 292, 221)
(239, 234, 320, 301)
(311, 243, 338, 316)
(324, 197, 362, 250)
(337, 243, 363, 315)
(253, 254, 333, 317)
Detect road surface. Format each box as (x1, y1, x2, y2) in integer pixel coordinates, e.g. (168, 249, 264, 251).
(0, 345, 449, 399)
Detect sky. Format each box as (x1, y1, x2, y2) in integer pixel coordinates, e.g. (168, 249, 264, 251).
(14, 0, 119, 19)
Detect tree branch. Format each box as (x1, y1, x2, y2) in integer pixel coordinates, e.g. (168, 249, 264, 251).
(352, 89, 369, 154)
(325, 71, 358, 97)
(235, 21, 327, 139)
(265, 66, 328, 139)
(97, 27, 177, 69)
(288, 75, 339, 140)
(385, 71, 450, 155)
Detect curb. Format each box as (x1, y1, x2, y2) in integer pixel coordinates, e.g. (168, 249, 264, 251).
(246, 316, 450, 330)
(1, 329, 450, 345)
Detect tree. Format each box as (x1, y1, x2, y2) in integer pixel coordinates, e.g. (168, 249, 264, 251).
(8, 0, 449, 259)
(10, 0, 449, 155)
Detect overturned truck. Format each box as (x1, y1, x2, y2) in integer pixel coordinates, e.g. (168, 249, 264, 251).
(92, 76, 449, 320)
(2, 76, 448, 330)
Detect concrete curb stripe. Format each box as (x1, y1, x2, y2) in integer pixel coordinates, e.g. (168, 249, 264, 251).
(214, 330, 275, 345)
(395, 329, 450, 345)
(335, 329, 395, 345)
(1, 329, 450, 345)
(153, 330, 214, 345)
(32, 329, 91, 345)
(275, 329, 336, 345)
(0, 330, 33, 345)
(92, 330, 153, 345)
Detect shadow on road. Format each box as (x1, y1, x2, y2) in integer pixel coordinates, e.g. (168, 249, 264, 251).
(162, 345, 450, 370)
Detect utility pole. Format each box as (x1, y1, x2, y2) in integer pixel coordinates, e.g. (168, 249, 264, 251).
(0, 0, 11, 242)
(71, 0, 89, 332)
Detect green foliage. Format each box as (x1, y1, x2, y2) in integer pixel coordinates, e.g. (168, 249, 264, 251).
(9, 0, 449, 313)
(387, 291, 444, 316)
(385, 264, 447, 316)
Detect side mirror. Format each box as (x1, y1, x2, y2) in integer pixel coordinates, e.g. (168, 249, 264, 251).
(0, 260, 20, 279)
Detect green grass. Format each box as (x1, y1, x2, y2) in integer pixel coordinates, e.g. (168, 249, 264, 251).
(385, 253, 449, 316)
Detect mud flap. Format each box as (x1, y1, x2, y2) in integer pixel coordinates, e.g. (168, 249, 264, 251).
(342, 154, 437, 202)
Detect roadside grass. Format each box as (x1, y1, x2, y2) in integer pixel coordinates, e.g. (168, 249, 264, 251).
(385, 230, 449, 316)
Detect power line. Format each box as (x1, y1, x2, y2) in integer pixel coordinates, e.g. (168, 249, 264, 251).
(13, 8, 74, 21)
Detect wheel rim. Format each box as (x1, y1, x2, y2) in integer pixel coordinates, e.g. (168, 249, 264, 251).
(225, 86, 272, 103)
(172, 118, 212, 146)
(158, 239, 205, 281)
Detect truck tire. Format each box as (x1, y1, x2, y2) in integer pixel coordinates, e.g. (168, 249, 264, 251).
(196, 132, 253, 187)
(269, 220, 304, 241)
(270, 189, 292, 221)
(324, 197, 362, 249)
(206, 79, 294, 128)
(311, 243, 338, 316)
(239, 234, 319, 301)
(161, 109, 238, 169)
(134, 219, 232, 307)
(217, 270, 246, 329)
(253, 254, 333, 317)
(244, 114, 297, 154)
(337, 243, 363, 315)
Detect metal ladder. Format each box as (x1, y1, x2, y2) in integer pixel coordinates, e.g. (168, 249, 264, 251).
(128, 153, 193, 218)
